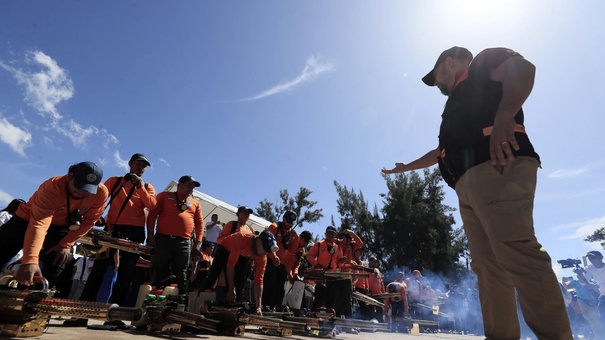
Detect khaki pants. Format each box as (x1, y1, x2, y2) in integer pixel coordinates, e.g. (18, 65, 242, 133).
(455, 158, 572, 340)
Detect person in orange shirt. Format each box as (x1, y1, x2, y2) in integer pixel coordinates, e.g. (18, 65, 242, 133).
(203, 206, 255, 299)
(146, 175, 204, 293)
(336, 229, 363, 267)
(367, 256, 386, 322)
(221, 230, 279, 314)
(76, 154, 156, 308)
(352, 247, 370, 318)
(0, 162, 108, 287)
(263, 210, 299, 310)
(384, 280, 409, 332)
(189, 241, 214, 291)
(306, 226, 343, 312)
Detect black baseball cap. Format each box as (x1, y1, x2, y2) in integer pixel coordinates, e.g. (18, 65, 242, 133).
(587, 251, 603, 259)
(259, 230, 279, 253)
(283, 210, 297, 224)
(178, 175, 200, 187)
(72, 162, 103, 194)
(237, 206, 254, 214)
(325, 225, 337, 234)
(422, 46, 473, 86)
(129, 153, 151, 167)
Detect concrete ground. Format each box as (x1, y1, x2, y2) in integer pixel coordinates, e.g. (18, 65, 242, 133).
(26, 318, 484, 340)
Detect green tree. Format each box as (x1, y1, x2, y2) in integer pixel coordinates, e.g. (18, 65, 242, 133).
(585, 228, 605, 249)
(380, 169, 458, 275)
(256, 187, 324, 229)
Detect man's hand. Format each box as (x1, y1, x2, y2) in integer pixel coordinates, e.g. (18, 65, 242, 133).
(272, 256, 281, 266)
(255, 306, 262, 315)
(130, 174, 144, 189)
(382, 163, 407, 175)
(46, 244, 71, 267)
(16, 264, 42, 286)
(489, 114, 520, 166)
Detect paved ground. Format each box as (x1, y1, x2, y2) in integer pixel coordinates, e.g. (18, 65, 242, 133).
(27, 318, 484, 340)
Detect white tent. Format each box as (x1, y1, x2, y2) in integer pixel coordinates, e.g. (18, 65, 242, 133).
(163, 181, 270, 233)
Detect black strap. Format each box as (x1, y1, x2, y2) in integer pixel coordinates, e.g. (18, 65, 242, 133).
(106, 177, 126, 210)
(230, 220, 238, 234)
(112, 185, 136, 225)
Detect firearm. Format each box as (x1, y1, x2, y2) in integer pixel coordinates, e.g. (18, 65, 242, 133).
(352, 291, 385, 308)
(78, 230, 153, 256)
(347, 263, 375, 273)
(302, 269, 369, 281)
(309, 312, 389, 332)
(283, 316, 338, 338)
(206, 306, 307, 337)
(0, 288, 142, 337)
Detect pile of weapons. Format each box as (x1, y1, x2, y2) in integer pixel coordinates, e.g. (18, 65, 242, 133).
(302, 268, 370, 281)
(0, 283, 142, 337)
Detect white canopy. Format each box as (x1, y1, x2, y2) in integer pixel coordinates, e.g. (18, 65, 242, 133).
(163, 181, 270, 233)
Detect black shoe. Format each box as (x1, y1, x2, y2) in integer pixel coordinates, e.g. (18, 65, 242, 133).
(104, 320, 126, 326)
(63, 318, 88, 327)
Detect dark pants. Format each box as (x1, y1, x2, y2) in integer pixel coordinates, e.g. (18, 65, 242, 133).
(80, 256, 114, 301)
(313, 283, 327, 311)
(151, 234, 191, 293)
(109, 225, 146, 306)
(263, 263, 287, 308)
(328, 279, 353, 317)
(0, 215, 68, 289)
(202, 245, 248, 302)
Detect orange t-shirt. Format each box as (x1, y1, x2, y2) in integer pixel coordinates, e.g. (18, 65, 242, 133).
(216, 220, 253, 244)
(305, 239, 341, 272)
(337, 233, 363, 267)
(105, 176, 157, 227)
(15, 175, 109, 264)
(221, 232, 267, 285)
(146, 191, 204, 242)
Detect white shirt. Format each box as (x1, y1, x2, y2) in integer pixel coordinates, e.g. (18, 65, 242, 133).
(204, 221, 222, 243)
(73, 257, 95, 282)
(585, 264, 605, 295)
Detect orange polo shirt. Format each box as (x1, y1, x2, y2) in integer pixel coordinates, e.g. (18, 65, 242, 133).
(305, 239, 341, 272)
(221, 231, 267, 285)
(15, 175, 109, 265)
(368, 268, 385, 294)
(105, 176, 157, 227)
(216, 221, 253, 244)
(337, 233, 363, 267)
(146, 191, 204, 242)
(267, 222, 299, 272)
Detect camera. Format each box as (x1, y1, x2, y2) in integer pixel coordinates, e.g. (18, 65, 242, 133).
(177, 201, 188, 212)
(66, 210, 83, 231)
(558, 258, 586, 275)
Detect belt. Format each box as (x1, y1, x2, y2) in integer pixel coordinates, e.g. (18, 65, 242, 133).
(157, 233, 189, 241)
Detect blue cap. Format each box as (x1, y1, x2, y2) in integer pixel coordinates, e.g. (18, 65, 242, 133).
(72, 162, 103, 194)
(259, 230, 279, 253)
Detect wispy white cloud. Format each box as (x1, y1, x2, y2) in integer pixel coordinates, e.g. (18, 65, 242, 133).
(158, 158, 170, 167)
(0, 50, 120, 151)
(0, 188, 13, 206)
(0, 117, 32, 157)
(557, 216, 605, 240)
(113, 150, 129, 172)
(241, 55, 335, 101)
(548, 167, 588, 179)
(1, 51, 74, 120)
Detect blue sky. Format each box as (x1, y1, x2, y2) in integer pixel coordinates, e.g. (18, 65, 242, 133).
(1, 1, 604, 279)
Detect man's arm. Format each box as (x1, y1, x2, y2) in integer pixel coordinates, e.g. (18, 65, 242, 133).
(489, 54, 536, 165)
(382, 147, 440, 174)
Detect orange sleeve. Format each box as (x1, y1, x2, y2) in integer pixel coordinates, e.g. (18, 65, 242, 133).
(21, 179, 61, 265)
(146, 191, 164, 236)
(59, 183, 109, 248)
(254, 254, 267, 286)
(138, 182, 157, 211)
(223, 232, 247, 266)
(351, 233, 363, 251)
(194, 200, 204, 243)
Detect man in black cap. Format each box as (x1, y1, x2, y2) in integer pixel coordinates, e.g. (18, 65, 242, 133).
(0, 162, 108, 287)
(306, 226, 343, 312)
(263, 210, 299, 310)
(147, 175, 204, 294)
(382, 47, 572, 339)
(77, 153, 156, 313)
